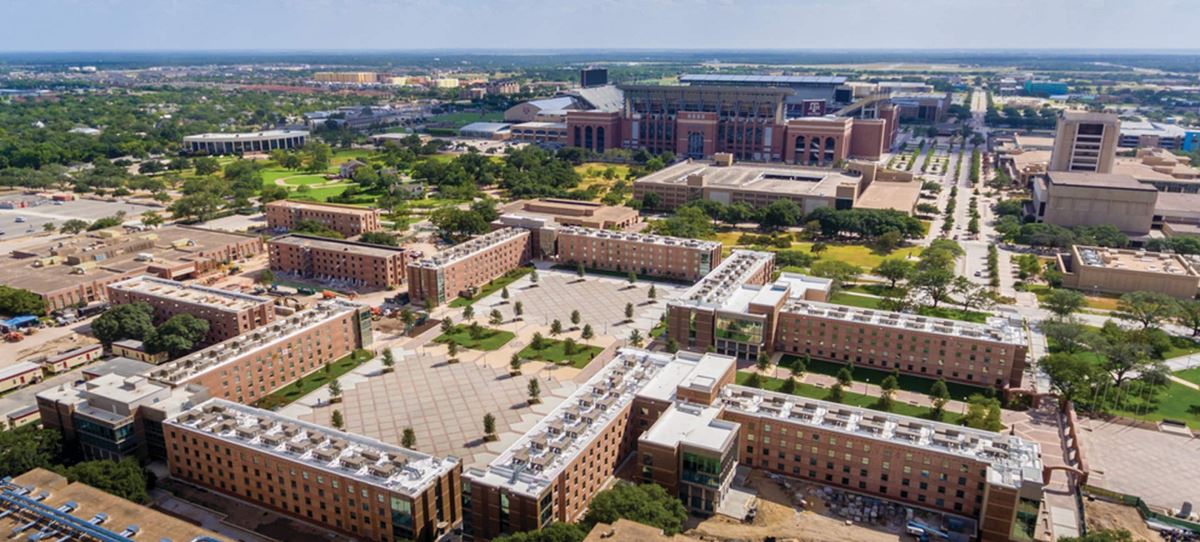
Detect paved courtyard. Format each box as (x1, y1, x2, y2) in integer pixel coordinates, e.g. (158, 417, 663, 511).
(465, 267, 688, 340)
(291, 347, 579, 467)
(1079, 417, 1200, 512)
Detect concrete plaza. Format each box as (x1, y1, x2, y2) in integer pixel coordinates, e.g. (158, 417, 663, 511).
(1079, 418, 1200, 512)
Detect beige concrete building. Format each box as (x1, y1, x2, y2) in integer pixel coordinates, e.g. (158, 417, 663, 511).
(313, 71, 379, 84)
(265, 200, 383, 238)
(112, 339, 169, 364)
(145, 299, 372, 405)
(633, 158, 864, 212)
(1031, 171, 1159, 235)
(0, 362, 43, 394)
(1048, 110, 1119, 174)
(183, 130, 309, 155)
(165, 399, 462, 542)
(554, 226, 723, 281)
(498, 199, 640, 230)
(268, 234, 409, 291)
(407, 228, 531, 307)
(107, 275, 276, 344)
(1057, 245, 1200, 299)
(40, 344, 103, 374)
(0, 226, 265, 312)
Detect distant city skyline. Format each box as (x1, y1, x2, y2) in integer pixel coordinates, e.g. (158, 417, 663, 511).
(1, 0, 1197, 52)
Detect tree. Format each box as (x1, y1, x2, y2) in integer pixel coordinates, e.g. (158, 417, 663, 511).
(563, 337, 579, 356)
(1042, 319, 1092, 354)
(531, 332, 547, 350)
(382, 349, 396, 372)
(1115, 291, 1179, 330)
(192, 156, 220, 176)
(303, 141, 333, 173)
(624, 302, 634, 321)
(758, 199, 803, 230)
(627, 271, 637, 286)
(490, 309, 503, 326)
(140, 211, 164, 228)
(911, 267, 956, 308)
(359, 231, 399, 246)
(962, 395, 1003, 431)
(583, 483, 688, 535)
(402, 427, 416, 449)
(447, 342, 459, 357)
(483, 413, 497, 440)
(647, 285, 657, 301)
(513, 301, 524, 319)
(62, 459, 151, 504)
(646, 206, 714, 239)
(665, 338, 679, 353)
(169, 191, 223, 223)
(809, 260, 863, 291)
(530, 269, 539, 285)
(629, 329, 643, 347)
(780, 375, 798, 394)
(581, 324, 594, 340)
(501, 287, 510, 301)
(879, 375, 899, 412)
(756, 353, 770, 372)
(328, 379, 342, 402)
(1174, 299, 1200, 336)
(144, 314, 210, 357)
(1094, 331, 1155, 387)
(550, 319, 563, 336)
(91, 303, 155, 345)
(828, 383, 846, 403)
(441, 317, 453, 333)
(930, 379, 950, 420)
(331, 409, 345, 430)
(569, 309, 581, 328)
(0, 426, 61, 479)
(836, 366, 853, 387)
(528, 378, 541, 404)
(1041, 289, 1086, 319)
(810, 242, 829, 256)
(462, 305, 474, 321)
(60, 218, 89, 234)
(256, 269, 275, 286)
(492, 523, 588, 542)
(874, 259, 914, 289)
(0, 286, 48, 316)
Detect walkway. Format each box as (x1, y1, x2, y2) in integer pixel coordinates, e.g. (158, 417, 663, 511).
(1004, 401, 1081, 540)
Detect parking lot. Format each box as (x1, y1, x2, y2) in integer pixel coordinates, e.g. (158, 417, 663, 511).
(0, 196, 162, 238)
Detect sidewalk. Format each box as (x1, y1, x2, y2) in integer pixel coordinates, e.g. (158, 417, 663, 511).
(758, 364, 971, 415)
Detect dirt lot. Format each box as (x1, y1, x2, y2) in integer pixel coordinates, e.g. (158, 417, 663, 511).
(688, 470, 901, 542)
(1083, 498, 1160, 541)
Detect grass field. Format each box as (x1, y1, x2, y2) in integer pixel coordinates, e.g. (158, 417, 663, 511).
(448, 267, 533, 308)
(1027, 284, 1121, 311)
(518, 339, 603, 369)
(427, 111, 505, 128)
(575, 162, 632, 200)
(1106, 380, 1200, 429)
(734, 371, 951, 421)
(780, 355, 986, 402)
(435, 324, 515, 351)
(1174, 366, 1200, 386)
(254, 349, 373, 410)
(714, 231, 923, 270)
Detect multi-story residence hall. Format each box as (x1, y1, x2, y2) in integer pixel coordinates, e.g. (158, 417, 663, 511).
(268, 234, 409, 291)
(146, 299, 372, 404)
(165, 399, 461, 542)
(107, 275, 276, 344)
(265, 200, 383, 238)
(633, 156, 868, 212)
(407, 228, 531, 306)
(719, 386, 1043, 542)
(465, 349, 1044, 542)
(463, 349, 739, 540)
(0, 225, 264, 312)
(666, 250, 784, 356)
(553, 226, 723, 281)
(37, 373, 210, 461)
(774, 301, 1029, 391)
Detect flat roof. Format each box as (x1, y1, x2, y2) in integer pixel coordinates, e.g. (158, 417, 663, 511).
(1073, 245, 1198, 277)
(168, 399, 459, 498)
(783, 299, 1026, 345)
(183, 129, 308, 141)
(720, 385, 1042, 489)
(680, 74, 846, 86)
(639, 403, 738, 454)
(109, 275, 271, 312)
(672, 250, 776, 310)
(267, 199, 379, 216)
(1156, 192, 1200, 218)
(459, 122, 512, 133)
(269, 234, 406, 258)
(466, 349, 736, 498)
(1014, 134, 1056, 149)
(855, 180, 922, 213)
(0, 361, 42, 380)
(556, 225, 720, 251)
(148, 300, 360, 386)
(635, 160, 860, 199)
(1046, 171, 1155, 191)
(410, 228, 528, 270)
(2, 468, 227, 542)
(498, 198, 639, 226)
(81, 357, 157, 379)
(717, 273, 833, 314)
(1061, 110, 1118, 123)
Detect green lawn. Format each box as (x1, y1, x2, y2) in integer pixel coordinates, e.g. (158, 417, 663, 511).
(714, 234, 922, 269)
(827, 292, 990, 324)
(254, 349, 373, 410)
(518, 338, 603, 369)
(447, 267, 534, 308)
(779, 355, 986, 402)
(1105, 380, 1200, 429)
(1163, 336, 1200, 360)
(427, 111, 505, 128)
(435, 324, 514, 351)
(734, 371, 951, 421)
(1174, 367, 1200, 386)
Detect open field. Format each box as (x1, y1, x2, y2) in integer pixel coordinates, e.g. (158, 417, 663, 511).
(517, 338, 603, 369)
(735, 371, 939, 420)
(715, 231, 922, 270)
(781, 355, 985, 402)
(427, 111, 504, 128)
(435, 324, 515, 351)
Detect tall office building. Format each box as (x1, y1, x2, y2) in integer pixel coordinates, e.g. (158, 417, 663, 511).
(1048, 111, 1120, 174)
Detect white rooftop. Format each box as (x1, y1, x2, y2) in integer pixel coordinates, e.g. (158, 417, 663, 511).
(673, 250, 776, 310)
(110, 275, 271, 312)
(784, 299, 1026, 345)
(411, 228, 528, 269)
(556, 225, 721, 251)
(169, 399, 459, 498)
(720, 385, 1042, 489)
(639, 403, 738, 454)
(183, 129, 308, 141)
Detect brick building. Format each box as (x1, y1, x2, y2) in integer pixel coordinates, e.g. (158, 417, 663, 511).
(666, 250, 781, 356)
(165, 399, 461, 542)
(553, 226, 722, 281)
(407, 228, 531, 307)
(107, 275, 276, 344)
(145, 300, 373, 405)
(265, 200, 383, 238)
(269, 234, 409, 291)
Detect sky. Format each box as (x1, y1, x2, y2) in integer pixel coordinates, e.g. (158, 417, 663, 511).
(1, 0, 1197, 52)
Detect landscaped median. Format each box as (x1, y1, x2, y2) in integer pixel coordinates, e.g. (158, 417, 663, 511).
(517, 337, 603, 369)
(435, 323, 515, 351)
(254, 349, 374, 410)
(448, 267, 533, 308)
